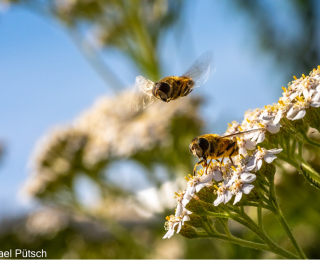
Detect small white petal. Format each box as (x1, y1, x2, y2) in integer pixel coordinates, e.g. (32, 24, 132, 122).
(163, 229, 174, 239)
(251, 132, 260, 142)
(246, 158, 256, 169)
(195, 183, 206, 193)
(266, 123, 280, 133)
(214, 195, 224, 206)
(292, 109, 306, 120)
(242, 184, 255, 194)
(311, 102, 320, 107)
(312, 91, 320, 102)
(175, 204, 183, 217)
(273, 112, 282, 124)
(186, 186, 196, 197)
(239, 147, 247, 156)
(176, 222, 182, 233)
(264, 154, 277, 163)
(303, 89, 310, 99)
(309, 89, 315, 97)
(269, 148, 283, 154)
(201, 174, 214, 183)
(185, 209, 192, 214)
(287, 107, 298, 118)
(224, 190, 233, 204)
(181, 198, 190, 206)
(257, 132, 265, 143)
(233, 192, 243, 205)
(262, 115, 274, 121)
(182, 215, 190, 223)
(256, 159, 263, 170)
(240, 173, 256, 183)
(289, 92, 298, 101)
(213, 170, 224, 182)
(244, 139, 256, 150)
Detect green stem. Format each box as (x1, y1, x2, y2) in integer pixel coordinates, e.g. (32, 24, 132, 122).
(212, 234, 298, 259)
(230, 212, 298, 259)
(216, 218, 232, 237)
(268, 172, 307, 259)
(257, 206, 263, 229)
(290, 138, 297, 159)
(300, 131, 320, 150)
(274, 210, 307, 259)
(205, 206, 298, 258)
(298, 142, 302, 157)
(204, 211, 230, 218)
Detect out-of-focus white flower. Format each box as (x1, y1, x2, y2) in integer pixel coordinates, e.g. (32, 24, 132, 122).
(26, 209, 68, 237)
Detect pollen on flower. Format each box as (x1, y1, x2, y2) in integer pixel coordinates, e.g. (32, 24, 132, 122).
(302, 74, 306, 79)
(230, 179, 242, 193)
(293, 75, 297, 80)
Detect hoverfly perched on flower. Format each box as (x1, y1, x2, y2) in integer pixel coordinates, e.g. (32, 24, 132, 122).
(189, 129, 263, 176)
(131, 50, 215, 111)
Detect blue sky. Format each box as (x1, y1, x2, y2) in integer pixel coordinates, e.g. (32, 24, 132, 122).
(0, 0, 288, 218)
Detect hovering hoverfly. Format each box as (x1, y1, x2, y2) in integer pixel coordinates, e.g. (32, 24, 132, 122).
(189, 129, 263, 176)
(131, 50, 215, 111)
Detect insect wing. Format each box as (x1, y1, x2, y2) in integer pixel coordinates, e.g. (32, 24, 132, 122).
(130, 76, 155, 111)
(182, 50, 216, 88)
(222, 129, 264, 139)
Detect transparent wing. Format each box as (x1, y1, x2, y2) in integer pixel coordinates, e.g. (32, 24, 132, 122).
(222, 129, 264, 139)
(130, 76, 156, 112)
(182, 50, 216, 88)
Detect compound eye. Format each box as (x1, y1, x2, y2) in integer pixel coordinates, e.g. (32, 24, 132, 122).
(158, 82, 171, 95)
(159, 91, 168, 102)
(197, 138, 209, 153)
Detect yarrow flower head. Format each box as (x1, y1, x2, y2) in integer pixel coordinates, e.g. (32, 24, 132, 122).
(163, 210, 192, 239)
(164, 66, 320, 242)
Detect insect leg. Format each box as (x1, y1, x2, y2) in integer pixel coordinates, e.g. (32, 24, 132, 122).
(218, 157, 224, 171)
(229, 156, 234, 165)
(205, 159, 212, 174)
(193, 159, 206, 176)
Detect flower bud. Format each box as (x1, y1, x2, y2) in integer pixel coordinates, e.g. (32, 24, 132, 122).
(178, 224, 202, 239)
(195, 186, 215, 203)
(304, 107, 320, 132)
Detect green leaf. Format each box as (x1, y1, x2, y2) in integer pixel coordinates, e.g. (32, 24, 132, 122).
(299, 163, 320, 191)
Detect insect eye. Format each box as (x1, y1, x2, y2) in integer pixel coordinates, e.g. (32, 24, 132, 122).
(197, 138, 209, 152)
(159, 92, 168, 101)
(158, 82, 171, 95)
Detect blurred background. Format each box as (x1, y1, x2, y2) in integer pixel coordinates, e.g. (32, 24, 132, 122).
(1, 0, 320, 258)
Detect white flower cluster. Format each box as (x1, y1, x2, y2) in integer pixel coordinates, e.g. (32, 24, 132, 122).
(275, 67, 320, 122)
(162, 67, 320, 239)
(163, 145, 282, 239)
